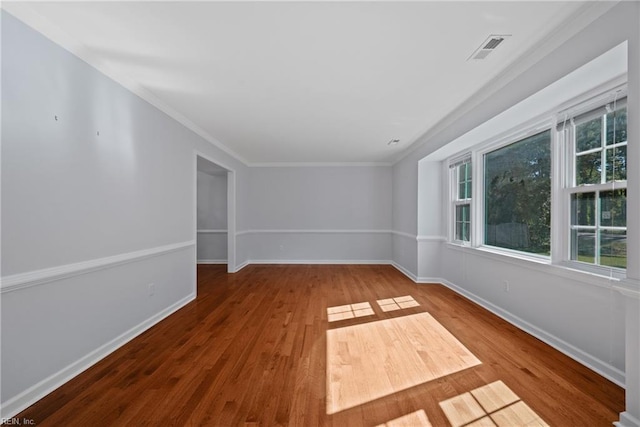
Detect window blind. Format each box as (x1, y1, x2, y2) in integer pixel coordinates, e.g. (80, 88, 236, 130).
(556, 97, 627, 131)
(448, 153, 472, 169)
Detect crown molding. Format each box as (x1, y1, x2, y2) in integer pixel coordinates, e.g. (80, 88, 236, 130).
(2, 4, 396, 167)
(392, 1, 619, 165)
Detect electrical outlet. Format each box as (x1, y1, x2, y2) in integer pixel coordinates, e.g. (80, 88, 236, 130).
(148, 283, 155, 297)
(503, 280, 510, 292)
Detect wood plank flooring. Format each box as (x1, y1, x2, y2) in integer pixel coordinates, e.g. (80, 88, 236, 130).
(326, 312, 481, 414)
(15, 265, 624, 426)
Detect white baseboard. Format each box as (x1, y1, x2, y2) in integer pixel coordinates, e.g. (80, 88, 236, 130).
(437, 278, 625, 387)
(416, 276, 447, 284)
(197, 259, 227, 264)
(232, 260, 251, 272)
(390, 263, 447, 285)
(247, 259, 392, 265)
(390, 261, 418, 281)
(231, 259, 393, 273)
(390, 260, 626, 388)
(615, 412, 640, 427)
(4, 258, 625, 421)
(0, 293, 196, 420)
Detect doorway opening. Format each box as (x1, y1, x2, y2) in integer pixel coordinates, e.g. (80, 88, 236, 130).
(195, 153, 236, 281)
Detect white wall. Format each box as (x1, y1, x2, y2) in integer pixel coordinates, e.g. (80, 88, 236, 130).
(3, 3, 639, 425)
(197, 170, 228, 262)
(0, 11, 249, 417)
(245, 166, 392, 262)
(416, 160, 443, 281)
(441, 246, 626, 379)
(618, 3, 640, 425)
(391, 3, 640, 425)
(391, 156, 419, 277)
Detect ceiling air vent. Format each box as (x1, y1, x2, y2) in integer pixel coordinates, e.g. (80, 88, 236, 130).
(468, 34, 511, 60)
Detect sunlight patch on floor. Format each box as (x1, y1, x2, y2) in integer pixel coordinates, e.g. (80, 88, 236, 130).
(376, 409, 433, 427)
(327, 302, 375, 322)
(326, 312, 481, 414)
(439, 380, 549, 427)
(376, 295, 420, 312)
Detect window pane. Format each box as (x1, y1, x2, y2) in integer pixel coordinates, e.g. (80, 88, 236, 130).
(600, 229, 626, 268)
(569, 104, 627, 270)
(466, 163, 472, 199)
(571, 229, 595, 264)
(484, 130, 551, 255)
(576, 117, 602, 152)
(466, 163, 472, 195)
(576, 152, 601, 185)
(571, 192, 596, 226)
(606, 107, 627, 145)
(459, 163, 467, 182)
(455, 204, 470, 241)
(457, 163, 472, 199)
(600, 189, 626, 227)
(605, 146, 627, 181)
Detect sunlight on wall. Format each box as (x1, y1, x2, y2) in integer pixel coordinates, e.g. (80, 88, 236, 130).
(326, 312, 481, 414)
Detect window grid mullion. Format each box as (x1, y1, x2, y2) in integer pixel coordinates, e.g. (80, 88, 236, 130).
(446, 84, 627, 273)
(601, 115, 607, 185)
(595, 190, 601, 265)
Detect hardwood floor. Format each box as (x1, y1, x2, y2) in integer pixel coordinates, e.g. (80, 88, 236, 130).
(16, 265, 624, 426)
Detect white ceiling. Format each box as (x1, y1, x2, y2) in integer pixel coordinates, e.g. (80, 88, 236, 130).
(4, 1, 606, 164)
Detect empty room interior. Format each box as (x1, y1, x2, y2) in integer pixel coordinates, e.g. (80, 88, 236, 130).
(2, 1, 640, 426)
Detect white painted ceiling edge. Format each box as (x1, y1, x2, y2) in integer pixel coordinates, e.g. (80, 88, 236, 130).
(394, 0, 619, 165)
(424, 42, 628, 162)
(1, 2, 251, 165)
(1, 2, 618, 167)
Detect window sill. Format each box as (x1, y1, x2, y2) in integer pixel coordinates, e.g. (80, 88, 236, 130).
(444, 242, 623, 289)
(557, 260, 626, 281)
(445, 243, 550, 265)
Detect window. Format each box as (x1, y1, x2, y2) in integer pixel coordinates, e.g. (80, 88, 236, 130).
(484, 130, 551, 255)
(568, 101, 627, 269)
(445, 85, 628, 276)
(451, 159, 472, 242)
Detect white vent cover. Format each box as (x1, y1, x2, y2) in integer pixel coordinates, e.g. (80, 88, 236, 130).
(468, 34, 511, 60)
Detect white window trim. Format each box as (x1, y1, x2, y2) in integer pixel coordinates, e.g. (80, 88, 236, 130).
(560, 92, 628, 278)
(448, 156, 472, 245)
(452, 199, 471, 244)
(474, 117, 553, 258)
(444, 80, 628, 282)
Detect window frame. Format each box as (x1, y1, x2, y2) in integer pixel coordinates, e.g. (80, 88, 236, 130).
(445, 81, 628, 279)
(447, 118, 554, 259)
(481, 127, 553, 258)
(449, 156, 472, 245)
(560, 93, 628, 277)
